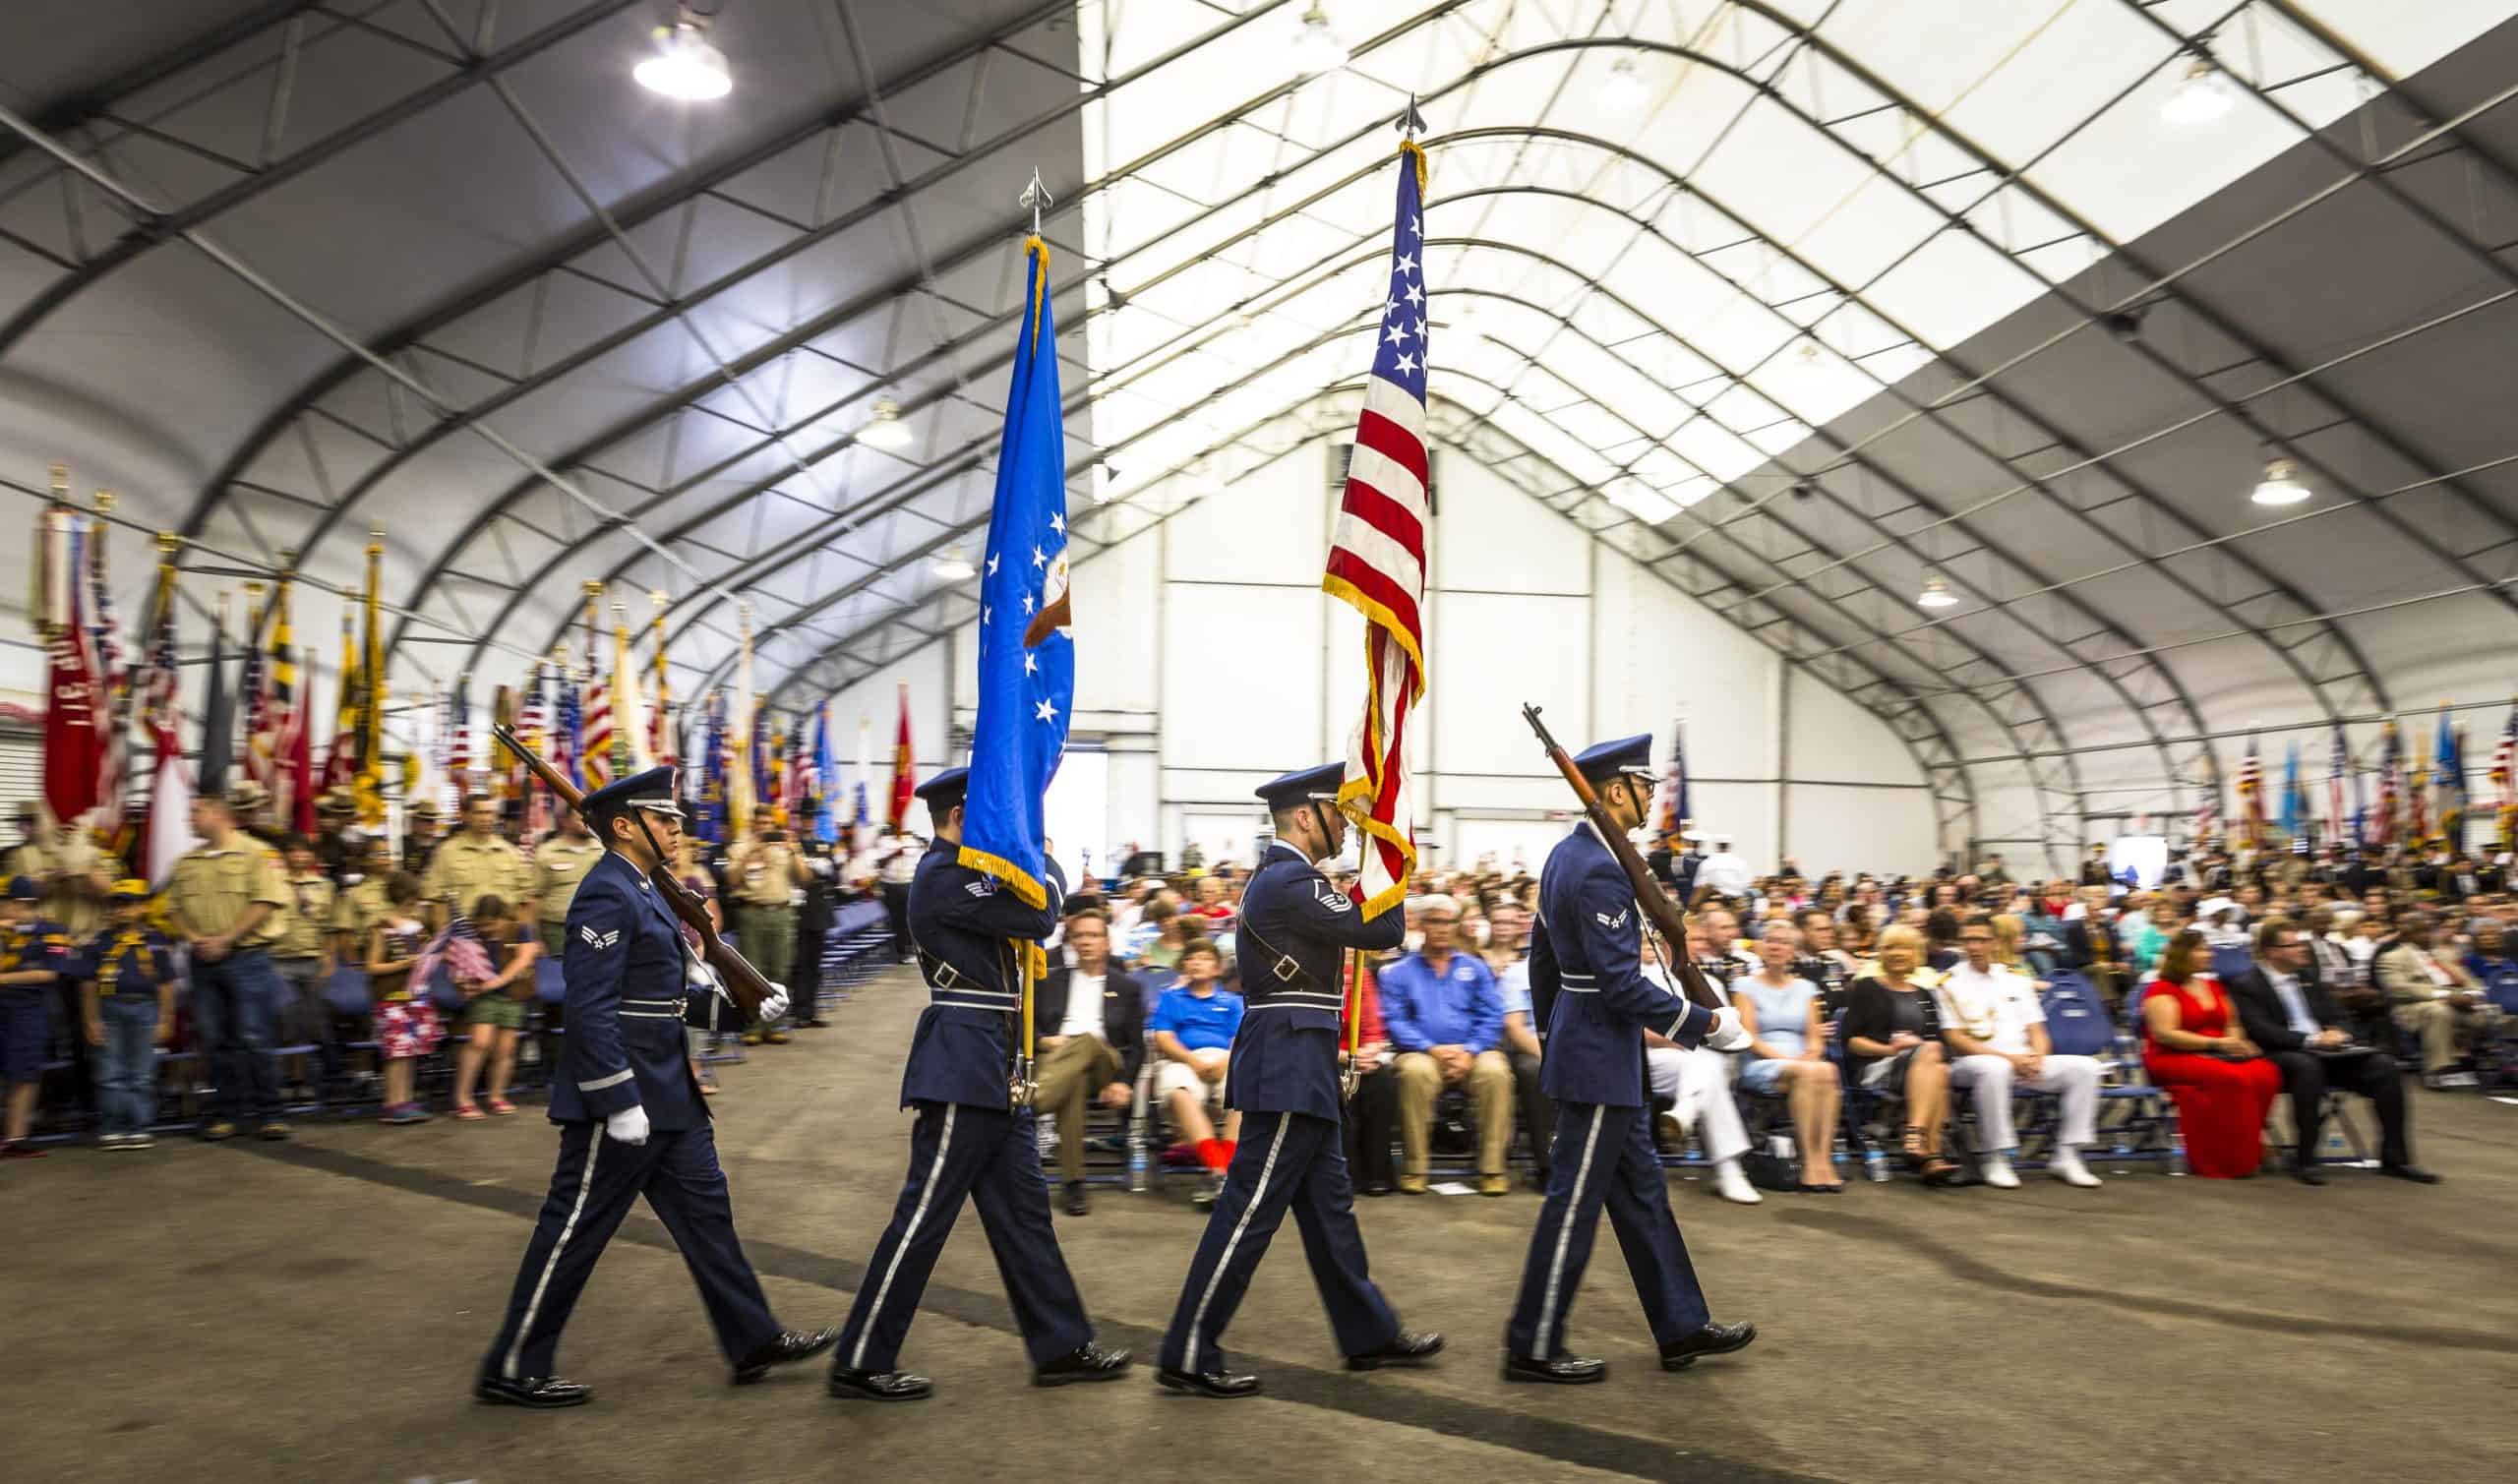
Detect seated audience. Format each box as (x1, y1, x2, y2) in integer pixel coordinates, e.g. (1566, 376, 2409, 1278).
(2141, 928, 2282, 1179)
(366, 874, 437, 1126)
(2465, 916, 2518, 1015)
(1840, 923, 1958, 1184)
(81, 881, 175, 1151)
(1346, 962, 1400, 1196)
(1186, 873, 1234, 924)
(2380, 910, 2505, 1087)
(449, 896, 541, 1120)
(1733, 924, 1841, 1191)
(1485, 898, 1550, 1191)
(1147, 939, 1242, 1207)
(1381, 895, 1513, 1196)
(1937, 915, 2103, 1189)
(1033, 909, 1145, 1217)
(2224, 917, 2433, 1185)
(1642, 920, 1757, 1206)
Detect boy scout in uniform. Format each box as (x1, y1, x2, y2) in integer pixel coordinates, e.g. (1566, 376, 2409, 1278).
(167, 789, 294, 1141)
(82, 881, 179, 1150)
(0, 874, 72, 1158)
(273, 834, 339, 1084)
(531, 809, 605, 960)
(423, 794, 531, 927)
(330, 835, 396, 962)
(726, 818, 809, 1044)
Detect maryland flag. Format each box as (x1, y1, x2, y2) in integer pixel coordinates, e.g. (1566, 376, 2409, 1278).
(322, 611, 360, 794)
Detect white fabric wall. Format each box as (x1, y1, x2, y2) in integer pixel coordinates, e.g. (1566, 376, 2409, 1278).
(876, 435, 1942, 877)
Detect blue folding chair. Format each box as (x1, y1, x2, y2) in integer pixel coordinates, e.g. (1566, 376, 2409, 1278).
(2209, 943, 2255, 982)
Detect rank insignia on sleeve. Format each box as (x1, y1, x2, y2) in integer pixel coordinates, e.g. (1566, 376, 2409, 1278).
(1311, 880, 1353, 913)
(1594, 907, 1630, 931)
(579, 925, 621, 950)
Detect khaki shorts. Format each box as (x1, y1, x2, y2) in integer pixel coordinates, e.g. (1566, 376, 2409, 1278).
(465, 994, 528, 1031)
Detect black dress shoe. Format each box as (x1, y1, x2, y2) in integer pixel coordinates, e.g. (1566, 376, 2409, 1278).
(2290, 1161, 2328, 1186)
(1658, 1322, 1757, 1370)
(476, 1374, 592, 1408)
(2380, 1162, 2442, 1184)
(797, 1017, 830, 1029)
(1358, 1178, 1393, 1198)
(733, 1327, 839, 1384)
(827, 1366, 932, 1401)
(1346, 1330, 1444, 1370)
(1501, 1351, 1605, 1385)
(1062, 1181, 1091, 1217)
(1035, 1342, 1131, 1387)
(1156, 1366, 1261, 1398)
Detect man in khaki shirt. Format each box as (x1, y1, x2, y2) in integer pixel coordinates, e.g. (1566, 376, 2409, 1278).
(530, 809, 605, 959)
(422, 795, 531, 927)
(6, 802, 112, 938)
(330, 836, 398, 961)
(727, 818, 810, 1043)
(272, 834, 339, 1066)
(169, 789, 293, 1141)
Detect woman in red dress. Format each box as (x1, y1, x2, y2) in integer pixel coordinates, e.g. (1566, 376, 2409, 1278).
(2141, 928, 2283, 1178)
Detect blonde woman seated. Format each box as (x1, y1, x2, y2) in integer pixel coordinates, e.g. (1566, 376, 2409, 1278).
(1732, 923, 1842, 1192)
(1839, 924, 1958, 1184)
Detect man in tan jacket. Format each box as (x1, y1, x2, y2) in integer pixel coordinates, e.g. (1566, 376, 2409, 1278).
(422, 794, 531, 927)
(2379, 910, 2505, 1087)
(726, 817, 809, 1044)
(168, 789, 293, 1141)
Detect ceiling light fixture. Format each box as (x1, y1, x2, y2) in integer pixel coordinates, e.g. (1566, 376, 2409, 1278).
(2162, 56, 2235, 127)
(931, 545, 976, 580)
(634, 10, 733, 100)
(1916, 573, 1959, 610)
(860, 396, 912, 449)
(1290, 5, 1349, 76)
(2249, 456, 2310, 506)
(1601, 55, 1649, 113)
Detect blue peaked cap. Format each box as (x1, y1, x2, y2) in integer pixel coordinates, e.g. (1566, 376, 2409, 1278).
(581, 764, 681, 821)
(1256, 763, 1346, 807)
(915, 766, 970, 806)
(1573, 733, 1655, 785)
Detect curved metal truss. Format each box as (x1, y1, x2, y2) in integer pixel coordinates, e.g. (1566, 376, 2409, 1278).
(30, 2, 2518, 855)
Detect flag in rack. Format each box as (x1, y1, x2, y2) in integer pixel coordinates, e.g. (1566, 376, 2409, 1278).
(1319, 135, 1432, 921)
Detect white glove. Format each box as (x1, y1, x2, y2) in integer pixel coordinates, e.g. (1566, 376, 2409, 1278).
(1703, 1006, 1752, 1053)
(757, 981, 791, 1023)
(604, 1105, 651, 1146)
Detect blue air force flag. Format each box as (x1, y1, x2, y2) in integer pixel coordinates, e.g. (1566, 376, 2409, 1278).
(959, 233, 1074, 908)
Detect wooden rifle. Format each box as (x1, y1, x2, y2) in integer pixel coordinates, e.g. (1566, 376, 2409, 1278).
(490, 723, 772, 1021)
(1520, 703, 1726, 1013)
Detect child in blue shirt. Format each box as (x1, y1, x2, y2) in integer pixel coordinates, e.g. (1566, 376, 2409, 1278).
(81, 881, 179, 1150)
(0, 874, 71, 1158)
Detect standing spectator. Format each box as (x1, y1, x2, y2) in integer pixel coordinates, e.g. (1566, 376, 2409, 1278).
(402, 798, 448, 870)
(450, 896, 542, 1119)
(876, 826, 919, 962)
(1032, 909, 1144, 1217)
(726, 817, 809, 1045)
(791, 843, 835, 1029)
(2380, 910, 2505, 1088)
(9, 803, 109, 1117)
(1486, 899, 1550, 1192)
(329, 835, 394, 960)
(81, 881, 177, 1150)
(0, 875, 69, 1158)
(1733, 924, 1842, 1191)
(1697, 837, 1752, 902)
(1936, 915, 2104, 1189)
(1146, 939, 1243, 1208)
(366, 874, 438, 1125)
(529, 808, 604, 960)
(272, 834, 337, 1091)
(1379, 895, 1513, 1196)
(168, 790, 292, 1142)
(2141, 928, 2282, 1179)
(422, 794, 530, 928)
(671, 836, 722, 1095)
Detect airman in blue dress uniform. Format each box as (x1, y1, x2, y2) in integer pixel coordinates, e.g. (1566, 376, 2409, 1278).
(1154, 763, 1444, 1398)
(476, 766, 835, 1408)
(829, 766, 1129, 1401)
(1502, 735, 1759, 1384)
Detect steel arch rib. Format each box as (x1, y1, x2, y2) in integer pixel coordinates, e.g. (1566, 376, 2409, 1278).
(0, 0, 646, 360)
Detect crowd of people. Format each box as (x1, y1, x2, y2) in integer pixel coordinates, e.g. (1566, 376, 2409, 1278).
(0, 781, 927, 1156)
(6, 788, 2503, 1206)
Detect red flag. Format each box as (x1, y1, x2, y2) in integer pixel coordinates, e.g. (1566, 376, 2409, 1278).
(887, 681, 914, 829)
(41, 513, 103, 825)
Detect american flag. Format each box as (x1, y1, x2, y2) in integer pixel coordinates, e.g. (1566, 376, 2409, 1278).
(2236, 733, 2263, 851)
(269, 581, 310, 833)
(448, 674, 471, 805)
(412, 915, 496, 1000)
(518, 662, 554, 841)
(1319, 135, 1432, 921)
(554, 661, 583, 791)
(2493, 698, 2517, 849)
(580, 613, 614, 789)
(2192, 770, 2219, 847)
(139, 567, 189, 884)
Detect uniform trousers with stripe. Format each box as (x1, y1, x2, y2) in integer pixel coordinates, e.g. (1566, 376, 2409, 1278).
(1505, 1101, 1709, 1361)
(483, 1120, 779, 1382)
(836, 1100, 1093, 1374)
(1158, 1108, 1399, 1374)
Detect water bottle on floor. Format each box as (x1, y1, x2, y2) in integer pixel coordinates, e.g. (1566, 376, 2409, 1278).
(1863, 1148, 1888, 1182)
(1126, 1125, 1150, 1193)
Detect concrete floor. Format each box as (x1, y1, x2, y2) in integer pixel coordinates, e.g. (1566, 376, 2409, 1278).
(10, 967, 2518, 1484)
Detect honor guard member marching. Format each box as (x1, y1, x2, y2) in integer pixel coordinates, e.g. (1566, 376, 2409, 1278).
(830, 766, 1129, 1402)
(476, 766, 834, 1409)
(1503, 735, 1757, 1385)
(1155, 764, 1443, 1398)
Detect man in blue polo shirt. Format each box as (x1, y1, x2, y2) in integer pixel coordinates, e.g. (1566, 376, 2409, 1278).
(1147, 939, 1245, 1207)
(1379, 894, 1512, 1195)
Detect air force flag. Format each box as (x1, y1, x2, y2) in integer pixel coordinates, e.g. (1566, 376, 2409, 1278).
(958, 231, 1073, 908)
